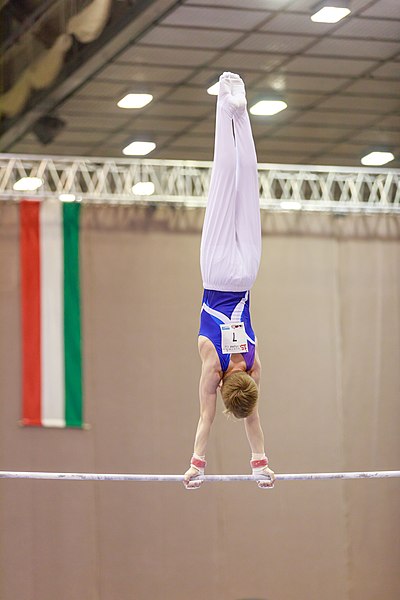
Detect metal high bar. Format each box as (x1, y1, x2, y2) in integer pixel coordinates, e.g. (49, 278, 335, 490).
(0, 470, 399, 482)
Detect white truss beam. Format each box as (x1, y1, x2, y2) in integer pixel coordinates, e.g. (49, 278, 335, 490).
(0, 154, 399, 214)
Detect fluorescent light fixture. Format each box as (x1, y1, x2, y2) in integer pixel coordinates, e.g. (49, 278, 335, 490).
(117, 93, 153, 109)
(280, 201, 302, 210)
(59, 193, 76, 202)
(361, 151, 395, 166)
(207, 82, 219, 96)
(132, 181, 155, 196)
(122, 141, 156, 156)
(250, 100, 287, 116)
(311, 6, 350, 22)
(311, 1, 350, 23)
(13, 177, 43, 191)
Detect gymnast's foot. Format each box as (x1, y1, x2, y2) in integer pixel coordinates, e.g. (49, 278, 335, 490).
(228, 72, 246, 97)
(218, 72, 247, 116)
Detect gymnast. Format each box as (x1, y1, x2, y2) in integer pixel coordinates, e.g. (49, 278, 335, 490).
(184, 72, 275, 490)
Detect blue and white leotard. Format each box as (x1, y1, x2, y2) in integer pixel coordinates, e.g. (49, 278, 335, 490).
(199, 289, 256, 373)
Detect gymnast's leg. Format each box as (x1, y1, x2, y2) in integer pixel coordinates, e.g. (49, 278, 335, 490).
(200, 73, 238, 292)
(232, 78, 262, 290)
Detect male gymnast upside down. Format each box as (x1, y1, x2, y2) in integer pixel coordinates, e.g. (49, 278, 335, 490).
(184, 72, 275, 490)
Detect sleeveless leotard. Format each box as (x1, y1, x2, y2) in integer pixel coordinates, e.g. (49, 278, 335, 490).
(199, 289, 256, 373)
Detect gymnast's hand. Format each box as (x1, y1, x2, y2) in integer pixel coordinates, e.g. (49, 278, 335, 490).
(183, 465, 204, 489)
(257, 466, 275, 489)
(251, 456, 275, 489)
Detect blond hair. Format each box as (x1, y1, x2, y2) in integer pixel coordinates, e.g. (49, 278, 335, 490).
(221, 371, 258, 419)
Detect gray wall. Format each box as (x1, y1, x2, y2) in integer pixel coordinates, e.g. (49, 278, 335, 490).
(1, 204, 400, 600)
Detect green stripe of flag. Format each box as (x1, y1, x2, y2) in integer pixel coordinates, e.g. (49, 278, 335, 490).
(63, 203, 83, 428)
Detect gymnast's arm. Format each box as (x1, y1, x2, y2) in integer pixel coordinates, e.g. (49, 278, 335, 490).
(245, 351, 276, 487)
(183, 340, 221, 488)
(244, 352, 265, 452)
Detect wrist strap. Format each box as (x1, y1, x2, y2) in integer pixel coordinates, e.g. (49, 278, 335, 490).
(251, 457, 269, 469)
(191, 456, 207, 470)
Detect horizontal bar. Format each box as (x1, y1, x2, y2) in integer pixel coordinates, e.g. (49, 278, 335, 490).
(0, 470, 399, 482)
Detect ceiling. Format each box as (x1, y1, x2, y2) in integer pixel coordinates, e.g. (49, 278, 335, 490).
(3, 0, 400, 167)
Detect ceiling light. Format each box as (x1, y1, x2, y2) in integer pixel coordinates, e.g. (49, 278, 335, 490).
(132, 182, 155, 195)
(361, 151, 395, 167)
(117, 93, 153, 109)
(250, 100, 287, 116)
(311, 6, 350, 22)
(13, 177, 43, 191)
(59, 194, 76, 202)
(122, 141, 156, 156)
(207, 82, 219, 96)
(311, 1, 351, 23)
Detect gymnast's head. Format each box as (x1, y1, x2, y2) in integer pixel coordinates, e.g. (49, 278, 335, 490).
(220, 371, 258, 419)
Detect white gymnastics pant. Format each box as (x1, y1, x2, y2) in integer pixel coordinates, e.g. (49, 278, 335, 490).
(200, 88, 261, 292)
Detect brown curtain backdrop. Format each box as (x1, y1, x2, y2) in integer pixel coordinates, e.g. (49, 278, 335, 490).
(1, 203, 399, 600)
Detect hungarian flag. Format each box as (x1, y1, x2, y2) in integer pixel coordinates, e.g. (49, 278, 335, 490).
(20, 200, 83, 428)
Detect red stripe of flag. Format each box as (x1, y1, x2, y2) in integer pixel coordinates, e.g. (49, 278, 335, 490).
(20, 200, 41, 426)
